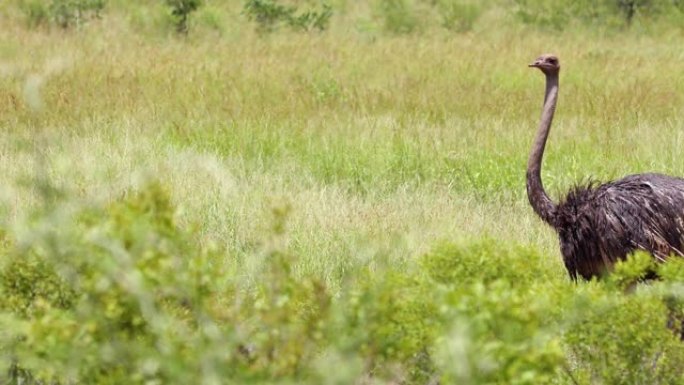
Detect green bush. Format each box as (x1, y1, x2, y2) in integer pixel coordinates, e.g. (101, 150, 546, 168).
(0, 182, 229, 383)
(165, 0, 202, 34)
(243, 0, 333, 33)
(564, 288, 684, 383)
(337, 268, 440, 382)
(512, 0, 682, 29)
(435, 281, 566, 384)
(421, 241, 567, 384)
(419, 239, 550, 286)
(19, 0, 106, 29)
(1, 188, 684, 384)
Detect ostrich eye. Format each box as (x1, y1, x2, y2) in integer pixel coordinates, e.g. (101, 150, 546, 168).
(548, 58, 557, 64)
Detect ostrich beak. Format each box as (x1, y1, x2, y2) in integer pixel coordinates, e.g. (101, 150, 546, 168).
(528, 60, 541, 68)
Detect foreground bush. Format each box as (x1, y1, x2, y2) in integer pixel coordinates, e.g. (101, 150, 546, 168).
(0, 182, 683, 384)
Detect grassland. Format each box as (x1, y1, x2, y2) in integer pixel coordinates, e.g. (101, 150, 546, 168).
(2, 1, 684, 384)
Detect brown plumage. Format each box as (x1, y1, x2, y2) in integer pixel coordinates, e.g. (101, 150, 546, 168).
(527, 54, 684, 280)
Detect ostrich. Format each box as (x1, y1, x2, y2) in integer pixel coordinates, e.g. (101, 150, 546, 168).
(527, 54, 684, 280)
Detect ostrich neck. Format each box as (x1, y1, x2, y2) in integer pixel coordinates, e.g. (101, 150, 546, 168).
(527, 73, 559, 226)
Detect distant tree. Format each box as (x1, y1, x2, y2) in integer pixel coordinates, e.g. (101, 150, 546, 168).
(165, 0, 202, 34)
(243, 0, 332, 33)
(615, 0, 653, 25)
(20, 0, 106, 29)
(513, 0, 671, 29)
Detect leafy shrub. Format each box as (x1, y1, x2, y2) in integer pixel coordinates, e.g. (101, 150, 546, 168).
(559, 254, 684, 383)
(0, 252, 75, 318)
(165, 0, 202, 34)
(422, 240, 567, 384)
(51, 0, 106, 29)
(2, 186, 684, 384)
(243, 0, 291, 32)
(658, 256, 684, 281)
(234, 249, 332, 377)
(420, 239, 550, 286)
(289, 3, 333, 31)
(20, 0, 106, 29)
(607, 250, 657, 290)
(435, 281, 566, 384)
(243, 0, 333, 33)
(0, 182, 229, 383)
(564, 288, 684, 383)
(513, 0, 680, 29)
(337, 267, 440, 382)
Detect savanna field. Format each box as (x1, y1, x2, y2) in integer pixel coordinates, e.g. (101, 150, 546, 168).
(3, 0, 684, 383)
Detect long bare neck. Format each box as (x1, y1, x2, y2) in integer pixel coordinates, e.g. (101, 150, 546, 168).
(527, 72, 559, 226)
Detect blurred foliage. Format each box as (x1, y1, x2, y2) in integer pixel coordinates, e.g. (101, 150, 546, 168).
(9, 0, 684, 34)
(165, 0, 202, 34)
(243, 0, 333, 33)
(1, 183, 683, 383)
(19, 0, 106, 29)
(421, 241, 567, 384)
(512, 0, 682, 29)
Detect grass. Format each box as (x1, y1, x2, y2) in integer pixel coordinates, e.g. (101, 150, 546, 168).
(5, 25, 684, 275)
(2, 1, 684, 383)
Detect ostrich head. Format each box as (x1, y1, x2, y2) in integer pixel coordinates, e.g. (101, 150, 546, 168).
(529, 54, 560, 75)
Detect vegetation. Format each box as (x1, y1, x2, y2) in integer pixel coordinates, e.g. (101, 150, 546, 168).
(1, 0, 684, 384)
(165, 0, 202, 34)
(243, 0, 333, 33)
(19, 0, 106, 29)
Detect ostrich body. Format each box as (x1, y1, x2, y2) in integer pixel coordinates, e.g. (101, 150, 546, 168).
(527, 54, 684, 280)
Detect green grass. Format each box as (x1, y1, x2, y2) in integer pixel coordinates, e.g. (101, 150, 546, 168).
(2, 1, 684, 383)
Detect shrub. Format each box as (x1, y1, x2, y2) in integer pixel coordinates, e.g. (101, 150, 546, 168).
(165, 0, 202, 34)
(289, 3, 333, 32)
(2, 188, 684, 384)
(19, 0, 106, 29)
(564, 288, 684, 383)
(0, 182, 230, 383)
(243, 0, 333, 33)
(607, 250, 657, 290)
(419, 239, 551, 286)
(337, 267, 441, 383)
(434, 281, 566, 384)
(421, 240, 567, 384)
(512, 0, 679, 29)
(232, 249, 332, 378)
